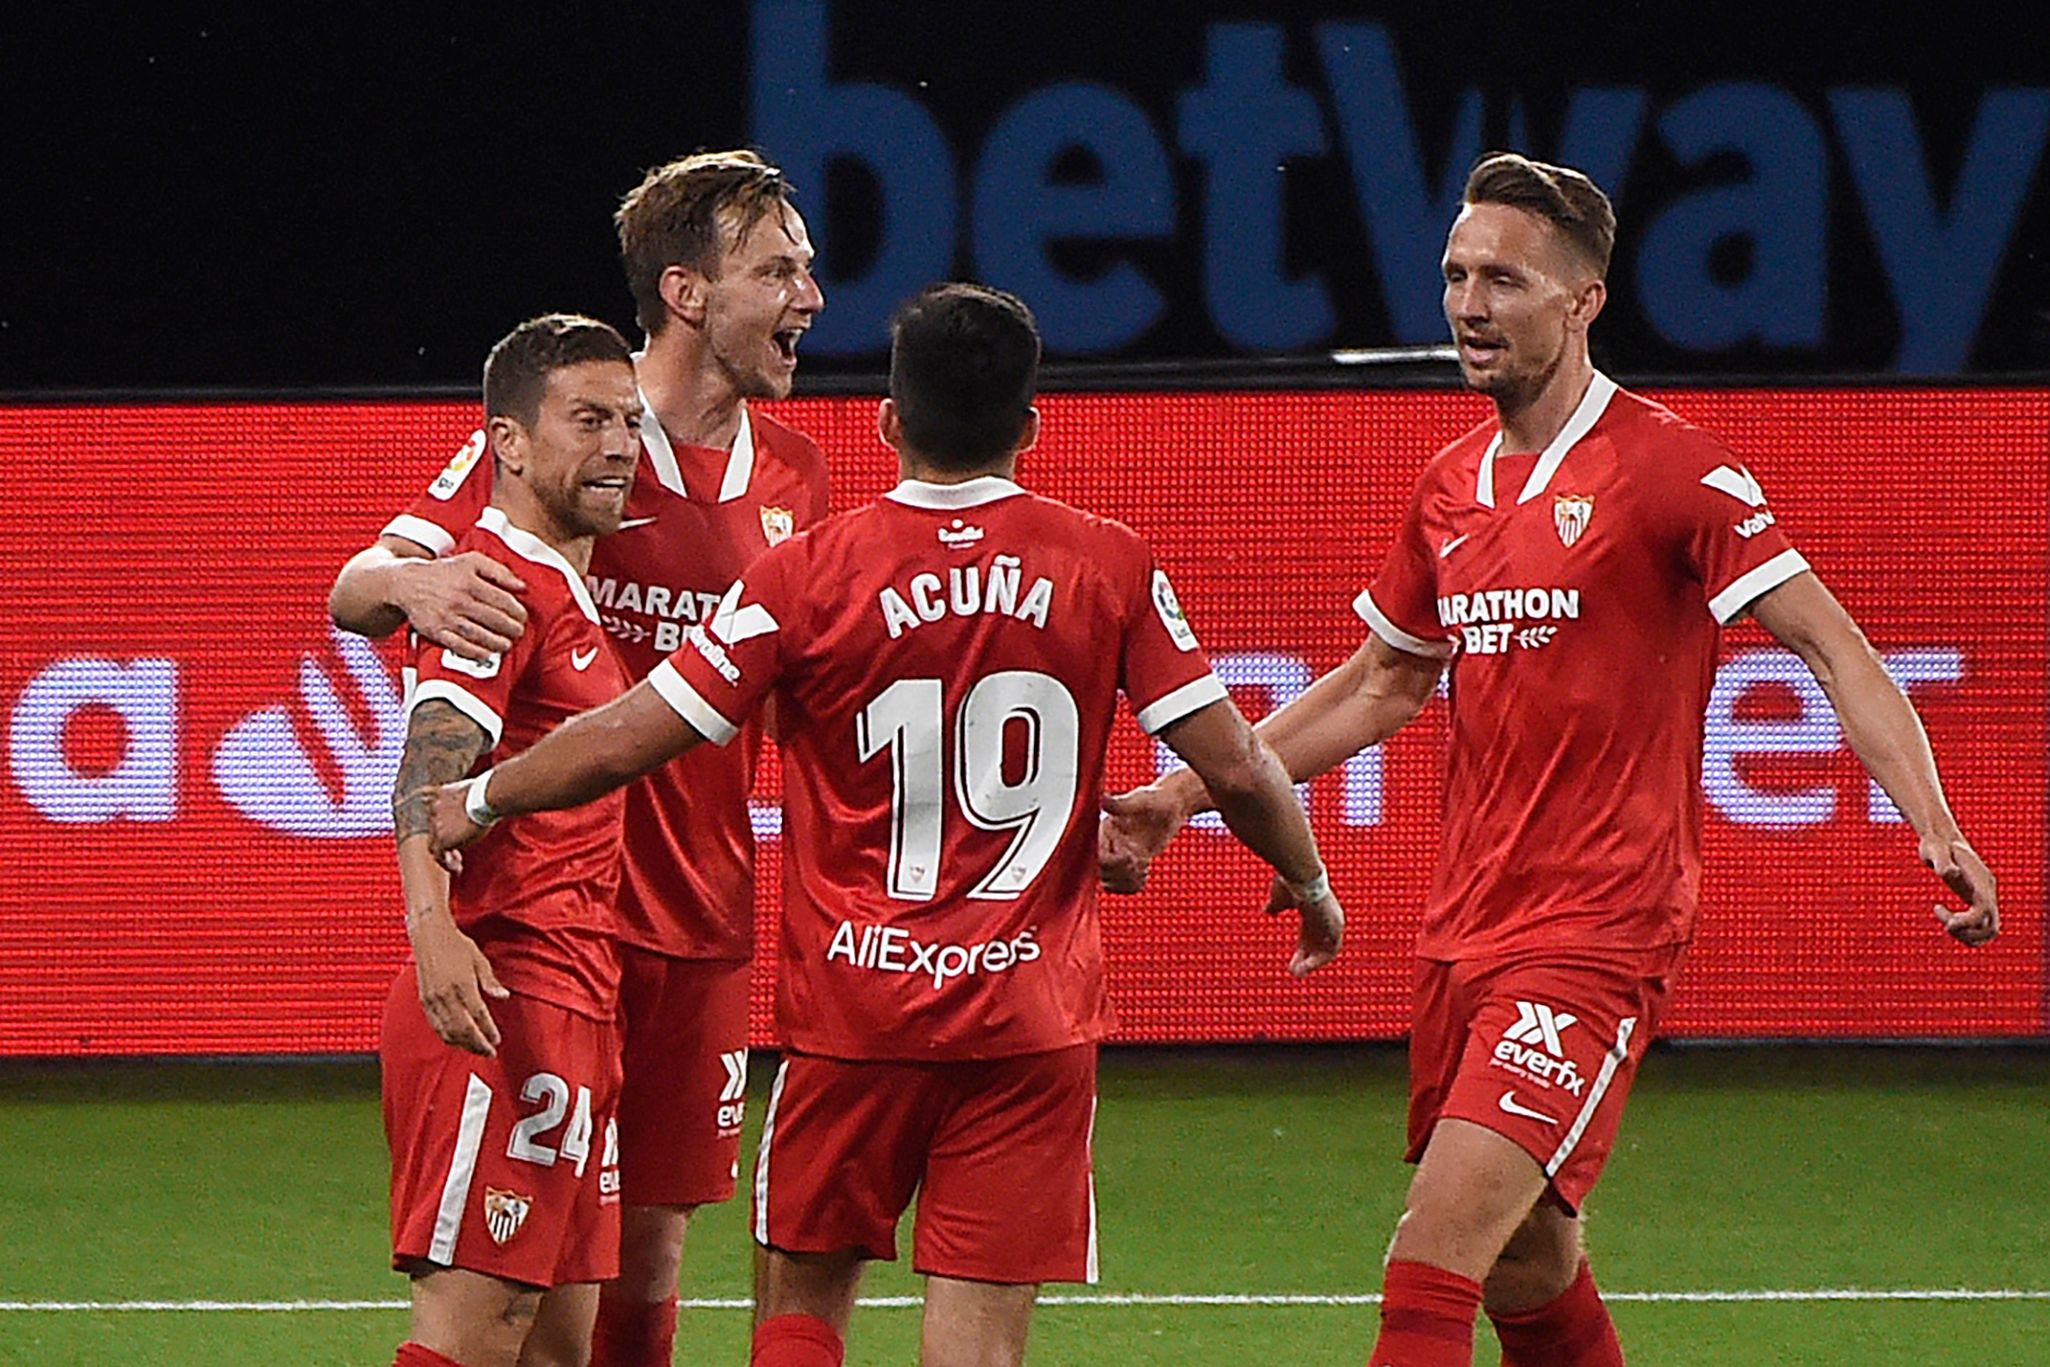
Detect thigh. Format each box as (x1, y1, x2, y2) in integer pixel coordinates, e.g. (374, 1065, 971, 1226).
(914, 1044, 1098, 1286)
(752, 1053, 936, 1263)
(518, 1281, 600, 1367)
(384, 981, 622, 1288)
(614, 949, 754, 1208)
(1435, 950, 1677, 1211)
(408, 1264, 543, 1367)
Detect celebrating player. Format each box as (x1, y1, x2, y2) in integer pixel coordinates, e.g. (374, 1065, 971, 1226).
(423, 283, 1344, 1367)
(332, 151, 830, 1365)
(1099, 153, 2000, 1367)
(383, 314, 639, 1367)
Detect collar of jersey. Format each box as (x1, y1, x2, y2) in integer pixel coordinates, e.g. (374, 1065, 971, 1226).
(1475, 370, 1618, 509)
(885, 476, 1027, 510)
(634, 376, 756, 503)
(476, 507, 600, 623)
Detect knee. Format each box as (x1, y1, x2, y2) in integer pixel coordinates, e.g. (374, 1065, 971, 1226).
(1482, 1225, 1581, 1315)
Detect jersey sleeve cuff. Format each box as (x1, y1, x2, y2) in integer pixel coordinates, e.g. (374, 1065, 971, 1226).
(647, 658, 741, 746)
(406, 679, 503, 746)
(1707, 548, 1810, 624)
(382, 513, 457, 556)
(1134, 674, 1230, 735)
(1353, 589, 1454, 659)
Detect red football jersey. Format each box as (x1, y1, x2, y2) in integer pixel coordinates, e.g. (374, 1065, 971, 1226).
(385, 403, 830, 960)
(1359, 374, 1808, 960)
(404, 508, 633, 1020)
(648, 478, 1228, 1061)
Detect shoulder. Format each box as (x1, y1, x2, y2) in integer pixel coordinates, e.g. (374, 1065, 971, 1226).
(1418, 417, 1497, 489)
(1601, 387, 1739, 477)
(752, 408, 829, 475)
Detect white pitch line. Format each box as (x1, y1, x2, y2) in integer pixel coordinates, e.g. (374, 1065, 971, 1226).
(4, 1288, 2049, 1312)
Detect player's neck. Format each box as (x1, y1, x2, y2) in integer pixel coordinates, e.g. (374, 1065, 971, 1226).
(898, 452, 1019, 486)
(637, 331, 746, 452)
(490, 489, 597, 576)
(1493, 354, 1596, 454)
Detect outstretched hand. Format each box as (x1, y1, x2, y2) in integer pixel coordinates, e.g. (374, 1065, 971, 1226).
(1264, 874, 1344, 977)
(1098, 785, 1192, 894)
(1922, 833, 1998, 946)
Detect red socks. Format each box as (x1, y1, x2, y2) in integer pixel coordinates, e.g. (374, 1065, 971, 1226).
(1367, 1259, 1482, 1366)
(750, 1313, 846, 1367)
(1489, 1260, 1624, 1367)
(392, 1345, 464, 1367)
(589, 1293, 680, 1367)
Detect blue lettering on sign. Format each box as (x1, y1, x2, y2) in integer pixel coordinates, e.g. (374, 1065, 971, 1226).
(748, 1, 2050, 372)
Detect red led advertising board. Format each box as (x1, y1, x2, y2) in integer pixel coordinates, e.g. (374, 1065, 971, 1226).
(1, 389, 2043, 1055)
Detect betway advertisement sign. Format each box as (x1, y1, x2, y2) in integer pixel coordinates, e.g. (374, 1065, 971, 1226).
(1, 389, 2043, 1055)
(748, 0, 2050, 373)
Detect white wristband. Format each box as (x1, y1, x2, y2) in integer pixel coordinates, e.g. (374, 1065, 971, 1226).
(1286, 864, 1332, 906)
(463, 770, 500, 828)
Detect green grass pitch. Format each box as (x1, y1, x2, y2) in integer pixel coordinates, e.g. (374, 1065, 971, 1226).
(1, 1046, 2044, 1364)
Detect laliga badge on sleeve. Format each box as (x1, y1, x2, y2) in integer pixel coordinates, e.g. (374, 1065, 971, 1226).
(1151, 569, 1200, 652)
(429, 430, 488, 501)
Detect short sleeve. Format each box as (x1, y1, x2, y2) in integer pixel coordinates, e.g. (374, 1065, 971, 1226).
(403, 575, 547, 747)
(1676, 449, 1809, 624)
(1119, 551, 1228, 735)
(649, 547, 797, 745)
(382, 428, 494, 555)
(1353, 477, 1454, 658)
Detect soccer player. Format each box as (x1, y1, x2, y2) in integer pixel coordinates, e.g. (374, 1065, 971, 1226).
(422, 283, 1345, 1367)
(383, 314, 640, 1367)
(332, 151, 830, 1365)
(1099, 153, 2000, 1367)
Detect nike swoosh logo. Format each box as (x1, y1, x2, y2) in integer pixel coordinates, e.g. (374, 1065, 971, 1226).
(1438, 533, 1470, 559)
(1498, 1090, 1558, 1125)
(571, 647, 599, 671)
(617, 516, 658, 530)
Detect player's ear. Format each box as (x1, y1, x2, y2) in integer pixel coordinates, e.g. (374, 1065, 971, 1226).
(486, 415, 527, 476)
(659, 265, 709, 328)
(1571, 275, 1607, 331)
(877, 398, 904, 453)
(1014, 406, 1041, 455)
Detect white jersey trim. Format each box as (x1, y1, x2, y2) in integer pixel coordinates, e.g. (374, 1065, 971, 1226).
(635, 378, 756, 503)
(407, 679, 504, 747)
(1707, 548, 1810, 625)
(1545, 1017, 1636, 1179)
(1134, 675, 1229, 735)
(884, 476, 1027, 510)
(647, 658, 741, 745)
(474, 507, 599, 623)
(1476, 371, 1619, 509)
(753, 1058, 790, 1247)
(1352, 589, 1454, 659)
(429, 1073, 494, 1264)
(1084, 1093, 1101, 1284)
(382, 513, 457, 556)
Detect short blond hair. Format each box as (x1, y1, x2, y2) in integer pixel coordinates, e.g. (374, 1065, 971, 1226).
(615, 149, 796, 333)
(1463, 152, 1616, 278)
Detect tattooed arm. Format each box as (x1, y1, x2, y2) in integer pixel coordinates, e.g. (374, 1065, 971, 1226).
(393, 700, 508, 1057)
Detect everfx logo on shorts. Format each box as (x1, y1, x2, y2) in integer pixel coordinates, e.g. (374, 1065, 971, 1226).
(1495, 1000, 1587, 1096)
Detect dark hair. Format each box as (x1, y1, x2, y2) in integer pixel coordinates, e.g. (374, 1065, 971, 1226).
(1463, 152, 1616, 278)
(615, 149, 796, 334)
(888, 283, 1041, 470)
(482, 313, 634, 427)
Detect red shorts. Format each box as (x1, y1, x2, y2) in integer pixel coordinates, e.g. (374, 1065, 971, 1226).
(1407, 946, 1683, 1211)
(381, 969, 623, 1286)
(613, 949, 753, 1207)
(752, 1044, 1099, 1284)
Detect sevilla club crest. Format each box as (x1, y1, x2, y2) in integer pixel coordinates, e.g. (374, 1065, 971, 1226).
(1553, 494, 1594, 548)
(483, 1187, 532, 1245)
(759, 506, 795, 546)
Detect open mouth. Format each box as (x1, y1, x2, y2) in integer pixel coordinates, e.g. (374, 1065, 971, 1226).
(772, 329, 803, 364)
(1458, 336, 1507, 366)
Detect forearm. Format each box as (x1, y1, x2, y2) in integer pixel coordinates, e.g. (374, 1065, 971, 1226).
(481, 682, 703, 819)
(1206, 736, 1326, 888)
(392, 701, 491, 923)
(1815, 643, 1961, 842)
(1161, 645, 1434, 817)
(331, 543, 422, 638)
(396, 834, 453, 928)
